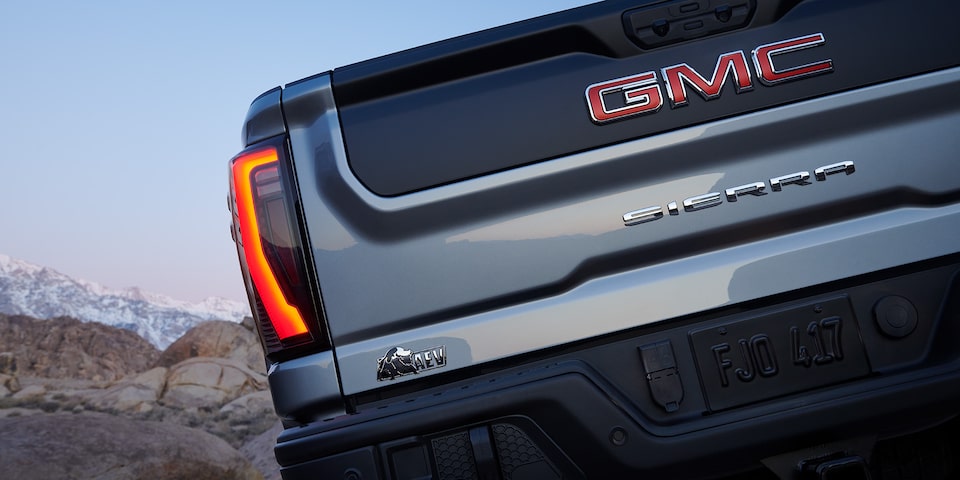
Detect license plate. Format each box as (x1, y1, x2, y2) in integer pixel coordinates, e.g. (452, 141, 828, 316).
(689, 296, 870, 411)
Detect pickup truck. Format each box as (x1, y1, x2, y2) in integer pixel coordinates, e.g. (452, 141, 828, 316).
(227, 0, 960, 478)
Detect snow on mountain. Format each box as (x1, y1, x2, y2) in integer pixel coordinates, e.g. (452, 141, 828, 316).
(0, 254, 251, 349)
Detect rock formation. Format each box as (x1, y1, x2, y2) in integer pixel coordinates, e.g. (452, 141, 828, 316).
(0, 314, 159, 381)
(161, 357, 267, 409)
(0, 316, 280, 479)
(156, 319, 265, 374)
(0, 412, 263, 479)
(242, 420, 284, 480)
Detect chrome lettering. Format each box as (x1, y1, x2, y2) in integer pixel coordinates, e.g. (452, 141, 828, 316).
(622, 161, 854, 226)
(724, 182, 767, 202)
(770, 171, 811, 191)
(814, 161, 855, 181)
(623, 205, 664, 225)
(683, 192, 723, 212)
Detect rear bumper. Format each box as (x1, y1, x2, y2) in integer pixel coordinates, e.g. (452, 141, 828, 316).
(267, 350, 343, 422)
(275, 259, 960, 479)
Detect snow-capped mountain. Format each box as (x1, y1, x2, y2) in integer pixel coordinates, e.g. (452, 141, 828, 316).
(0, 254, 250, 349)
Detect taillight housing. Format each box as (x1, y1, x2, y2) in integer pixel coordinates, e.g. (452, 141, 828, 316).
(229, 136, 325, 356)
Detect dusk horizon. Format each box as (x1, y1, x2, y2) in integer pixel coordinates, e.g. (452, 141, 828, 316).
(0, 0, 590, 304)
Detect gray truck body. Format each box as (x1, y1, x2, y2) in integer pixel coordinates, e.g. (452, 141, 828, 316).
(230, 0, 960, 478)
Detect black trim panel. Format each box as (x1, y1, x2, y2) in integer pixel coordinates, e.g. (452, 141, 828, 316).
(275, 260, 960, 478)
(333, 0, 960, 196)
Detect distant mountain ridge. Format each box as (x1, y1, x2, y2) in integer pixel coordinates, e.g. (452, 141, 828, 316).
(0, 254, 250, 349)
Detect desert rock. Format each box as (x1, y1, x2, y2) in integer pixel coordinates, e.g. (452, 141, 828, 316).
(241, 420, 283, 480)
(161, 357, 267, 409)
(90, 367, 168, 413)
(0, 352, 16, 374)
(0, 315, 159, 381)
(0, 373, 19, 397)
(11, 384, 44, 400)
(157, 320, 265, 374)
(0, 412, 262, 479)
(220, 389, 275, 416)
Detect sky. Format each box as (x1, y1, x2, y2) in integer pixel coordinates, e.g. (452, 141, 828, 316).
(0, 0, 593, 303)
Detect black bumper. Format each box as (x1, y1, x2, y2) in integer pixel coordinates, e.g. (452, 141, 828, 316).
(276, 259, 960, 479)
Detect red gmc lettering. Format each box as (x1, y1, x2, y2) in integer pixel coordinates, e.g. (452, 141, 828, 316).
(752, 33, 833, 85)
(587, 33, 833, 124)
(662, 51, 753, 107)
(585, 71, 663, 123)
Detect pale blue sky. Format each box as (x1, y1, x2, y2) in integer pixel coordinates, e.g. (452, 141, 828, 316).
(0, 1, 592, 302)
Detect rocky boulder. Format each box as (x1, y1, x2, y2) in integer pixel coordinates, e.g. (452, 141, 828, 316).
(0, 412, 262, 479)
(0, 374, 19, 397)
(157, 320, 265, 374)
(161, 357, 267, 409)
(242, 420, 283, 480)
(88, 367, 168, 413)
(83, 356, 271, 414)
(0, 352, 16, 374)
(0, 314, 158, 381)
(220, 389, 275, 416)
(11, 384, 44, 400)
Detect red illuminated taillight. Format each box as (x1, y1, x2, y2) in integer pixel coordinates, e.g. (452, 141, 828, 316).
(229, 138, 319, 352)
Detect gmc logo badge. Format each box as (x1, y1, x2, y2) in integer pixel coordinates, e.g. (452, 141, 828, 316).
(586, 33, 833, 124)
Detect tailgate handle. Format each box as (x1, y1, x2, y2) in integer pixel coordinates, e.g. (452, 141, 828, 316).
(624, 0, 756, 49)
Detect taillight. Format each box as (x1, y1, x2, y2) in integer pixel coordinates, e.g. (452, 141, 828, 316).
(229, 138, 319, 352)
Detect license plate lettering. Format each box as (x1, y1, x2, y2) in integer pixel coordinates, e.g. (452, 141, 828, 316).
(711, 334, 779, 387)
(792, 316, 844, 368)
(691, 297, 871, 411)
